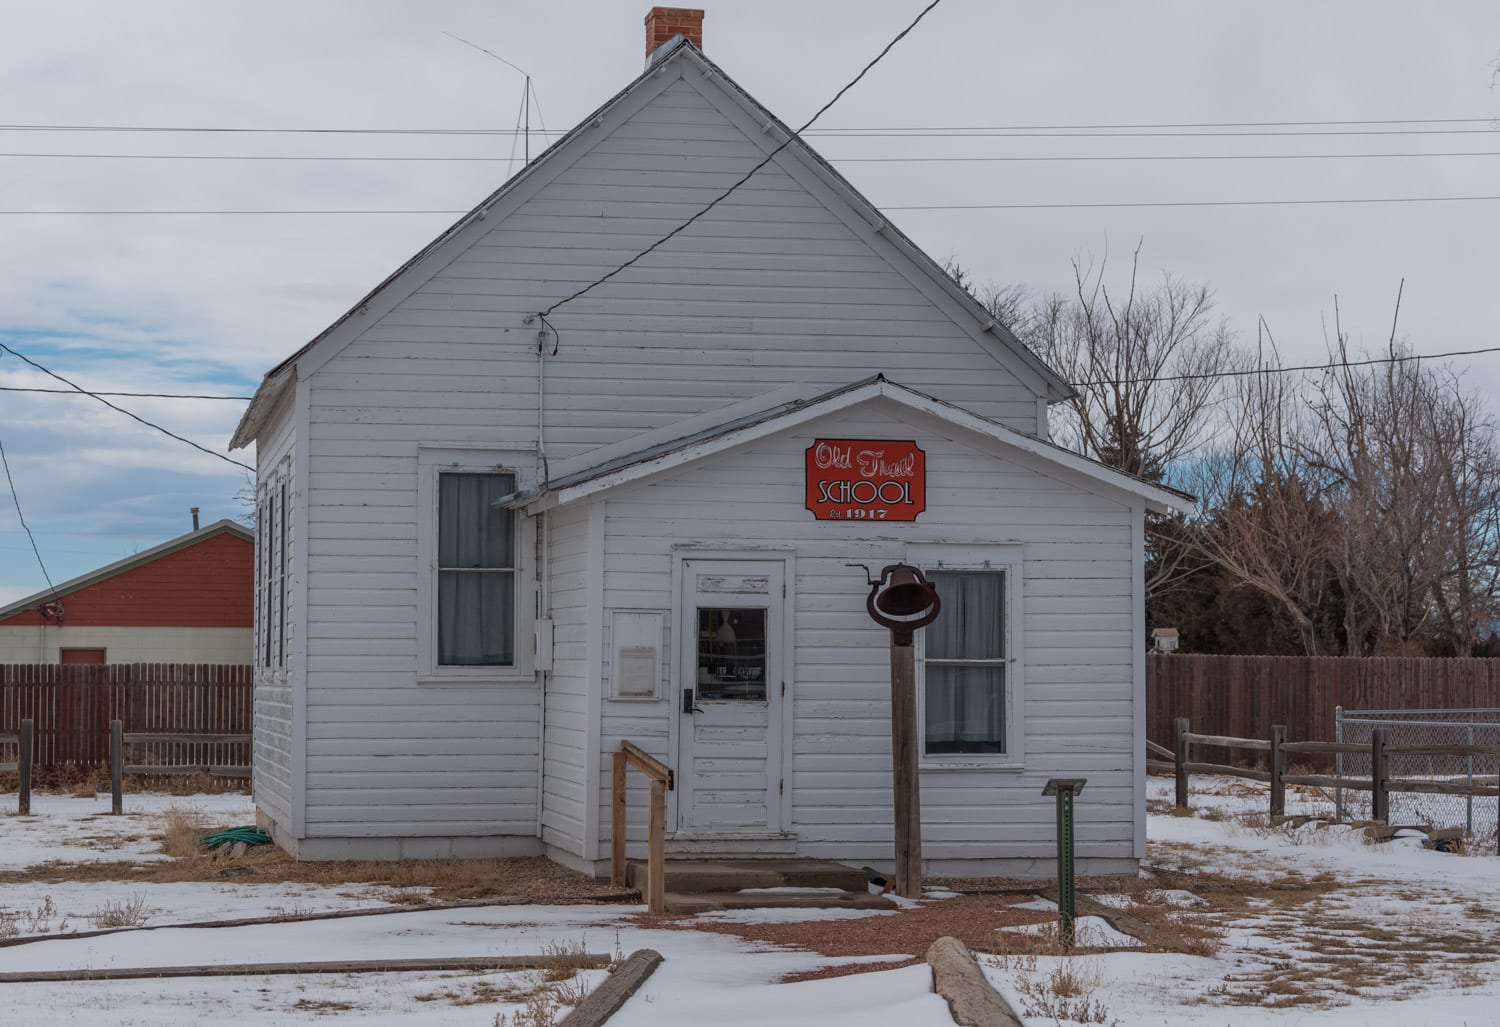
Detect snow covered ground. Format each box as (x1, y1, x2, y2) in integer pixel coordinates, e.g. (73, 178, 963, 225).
(982, 775, 1500, 1027)
(4, 779, 1499, 1026)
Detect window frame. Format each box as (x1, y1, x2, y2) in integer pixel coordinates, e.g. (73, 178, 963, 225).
(416, 447, 536, 685)
(908, 543, 1025, 770)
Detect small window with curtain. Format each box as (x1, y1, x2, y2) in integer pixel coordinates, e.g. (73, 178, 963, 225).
(922, 570, 1007, 755)
(437, 472, 517, 666)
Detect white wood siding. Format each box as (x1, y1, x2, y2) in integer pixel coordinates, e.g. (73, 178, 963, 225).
(279, 59, 1068, 854)
(540, 501, 592, 855)
(252, 390, 295, 833)
(594, 400, 1141, 873)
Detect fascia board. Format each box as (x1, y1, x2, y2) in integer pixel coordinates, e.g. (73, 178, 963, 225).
(231, 50, 699, 441)
(526, 377, 1192, 515)
(675, 54, 1068, 402)
(293, 64, 691, 383)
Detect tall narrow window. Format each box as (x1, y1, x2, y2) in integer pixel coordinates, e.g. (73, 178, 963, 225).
(277, 482, 287, 667)
(264, 493, 275, 668)
(255, 497, 264, 668)
(437, 472, 516, 666)
(923, 571, 1006, 755)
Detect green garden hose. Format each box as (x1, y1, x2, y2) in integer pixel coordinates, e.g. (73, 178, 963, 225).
(200, 826, 272, 849)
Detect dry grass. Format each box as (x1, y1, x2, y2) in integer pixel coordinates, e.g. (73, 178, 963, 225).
(158, 806, 211, 858)
(0, 765, 249, 796)
(413, 940, 602, 1026)
(88, 892, 149, 928)
(0, 896, 64, 938)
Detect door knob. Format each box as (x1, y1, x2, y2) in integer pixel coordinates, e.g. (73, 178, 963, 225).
(682, 688, 704, 714)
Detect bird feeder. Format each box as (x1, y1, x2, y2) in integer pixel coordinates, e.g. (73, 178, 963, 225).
(855, 563, 942, 898)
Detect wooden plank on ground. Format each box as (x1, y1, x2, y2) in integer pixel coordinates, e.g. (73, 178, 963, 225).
(558, 949, 663, 1027)
(0, 954, 610, 984)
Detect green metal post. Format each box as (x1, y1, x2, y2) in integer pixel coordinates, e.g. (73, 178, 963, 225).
(1057, 786, 1075, 946)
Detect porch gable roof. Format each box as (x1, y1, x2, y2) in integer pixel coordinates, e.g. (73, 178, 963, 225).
(515, 375, 1194, 516)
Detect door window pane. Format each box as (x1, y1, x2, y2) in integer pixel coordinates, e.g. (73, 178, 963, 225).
(696, 607, 767, 701)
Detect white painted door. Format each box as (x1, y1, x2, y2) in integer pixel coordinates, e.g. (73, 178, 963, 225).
(676, 559, 785, 833)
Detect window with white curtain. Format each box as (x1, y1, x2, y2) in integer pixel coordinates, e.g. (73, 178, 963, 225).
(437, 472, 516, 666)
(923, 570, 1007, 755)
(416, 448, 533, 684)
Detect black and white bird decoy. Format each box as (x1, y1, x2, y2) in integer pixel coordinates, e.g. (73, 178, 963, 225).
(861, 866, 895, 895)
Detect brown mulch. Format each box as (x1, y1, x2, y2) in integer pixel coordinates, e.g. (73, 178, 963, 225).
(0, 852, 630, 904)
(628, 893, 1055, 981)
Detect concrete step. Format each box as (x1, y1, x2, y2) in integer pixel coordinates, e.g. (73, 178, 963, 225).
(626, 858, 868, 894)
(662, 889, 897, 915)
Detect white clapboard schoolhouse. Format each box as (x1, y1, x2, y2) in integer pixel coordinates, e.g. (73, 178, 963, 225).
(230, 9, 1190, 878)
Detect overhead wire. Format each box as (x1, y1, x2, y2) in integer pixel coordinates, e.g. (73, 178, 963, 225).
(1066, 344, 1500, 388)
(0, 435, 59, 600)
(2, 149, 1499, 164)
(0, 385, 251, 400)
(0, 343, 253, 471)
(2, 193, 1500, 216)
(540, 0, 941, 318)
(0, 116, 1493, 135)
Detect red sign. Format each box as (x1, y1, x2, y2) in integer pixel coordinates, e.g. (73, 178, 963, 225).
(805, 439, 926, 522)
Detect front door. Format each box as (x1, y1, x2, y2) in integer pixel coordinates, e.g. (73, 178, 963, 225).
(676, 559, 786, 834)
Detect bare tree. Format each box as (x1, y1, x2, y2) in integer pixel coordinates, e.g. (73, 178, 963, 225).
(1191, 339, 1340, 655)
(1030, 245, 1240, 482)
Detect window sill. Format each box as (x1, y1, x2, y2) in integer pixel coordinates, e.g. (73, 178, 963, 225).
(919, 759, 1025, 772)
(416, 669, 536, 688)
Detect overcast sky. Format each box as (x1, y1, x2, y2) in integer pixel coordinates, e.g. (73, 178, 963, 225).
(2, 1, 1497, 604)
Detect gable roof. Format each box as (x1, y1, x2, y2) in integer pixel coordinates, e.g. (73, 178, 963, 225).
(0, 519, 253, 622)
(230, 37, 1073, 450)
(515, 375, 1194, 516)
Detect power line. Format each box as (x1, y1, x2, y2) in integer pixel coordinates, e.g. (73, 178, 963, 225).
(4, 149, 1499, 164)
(1067, 344, 1500, 388)
(0, 116, 1492, 135)
(0, 435, 59, 601)
(538, 0, 949, 318)
(3, 193, 1500, 217)
(0, 385, 251, 400)
(886, 195, 1500, 211)
(0, 343, 253, 472)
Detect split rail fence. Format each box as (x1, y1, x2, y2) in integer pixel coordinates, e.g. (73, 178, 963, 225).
(0, 664, 252, 772)
(1154, 717, 1500, 853)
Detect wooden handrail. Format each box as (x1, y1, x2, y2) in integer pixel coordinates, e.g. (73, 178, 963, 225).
(610, 742, 675, 914)
(620, 741, 673, 788)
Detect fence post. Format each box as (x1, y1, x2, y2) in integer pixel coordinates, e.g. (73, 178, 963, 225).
(647, 777, 666, 915)
(610, 751, 627, 889)
(19, 718, 33, 816)
(110, 719, 123, 815)
(1465, 723, 1474, 834)
(1370, 728, 1388, 824)
(1334, 705, 1344, 821)
(1269, 724, 1286, 818)
(1173, 717, 1190, 810)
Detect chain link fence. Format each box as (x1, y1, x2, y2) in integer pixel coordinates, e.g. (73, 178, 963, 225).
(1336, 707, 1500, 844)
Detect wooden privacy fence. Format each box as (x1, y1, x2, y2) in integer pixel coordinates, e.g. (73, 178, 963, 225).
(610, 741, 675, 915)
(1148, 654, 1500, 763)
(0, 664, 252, 771)
(1159, 717, 1500, 853)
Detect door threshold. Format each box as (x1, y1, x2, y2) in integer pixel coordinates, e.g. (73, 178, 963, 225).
(666, 831, 798, 856)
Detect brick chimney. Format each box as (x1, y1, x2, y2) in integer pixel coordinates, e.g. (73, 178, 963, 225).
(645, 7, 704, 59)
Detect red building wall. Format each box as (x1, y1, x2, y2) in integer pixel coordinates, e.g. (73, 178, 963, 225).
(0, 532, 253, 628)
